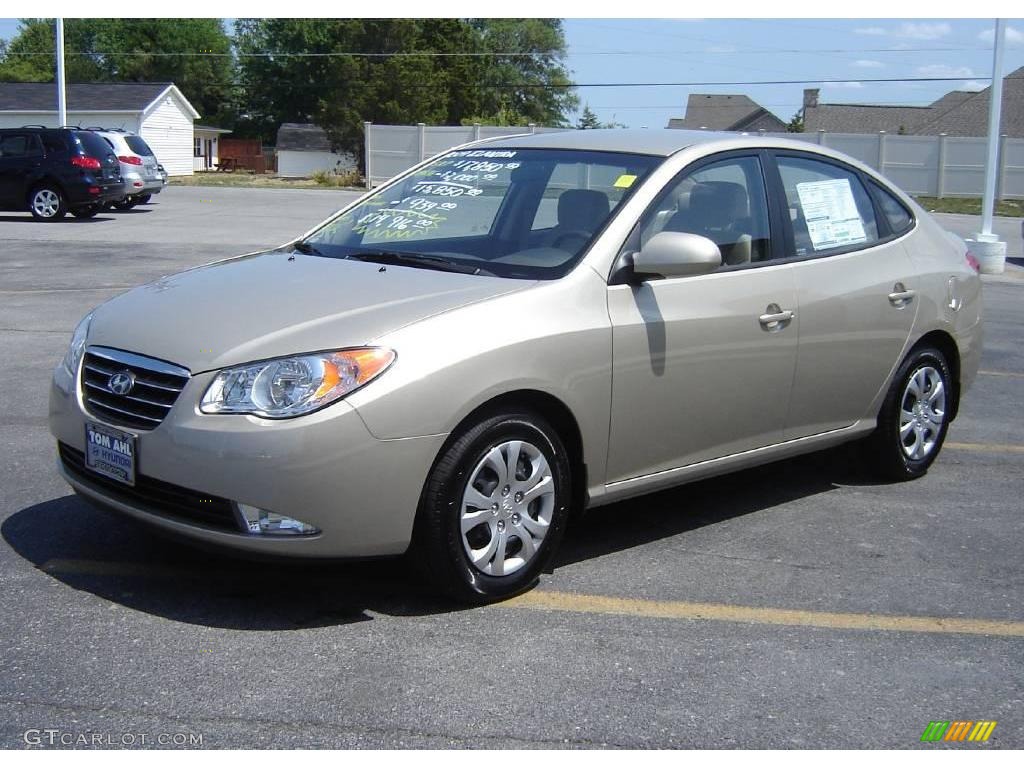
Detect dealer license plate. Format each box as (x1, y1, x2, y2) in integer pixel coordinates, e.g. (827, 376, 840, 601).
(84, 422, 136, 486)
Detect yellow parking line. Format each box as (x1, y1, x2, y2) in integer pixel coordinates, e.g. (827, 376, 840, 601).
(945, 441, 1024, 454)
(503, 590, 1024, 638)
(978, 370, 1024, 379)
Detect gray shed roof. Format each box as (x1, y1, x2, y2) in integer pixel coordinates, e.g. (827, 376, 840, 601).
(0, 81, 180, 112)
(668, 94, 786, 132)
(276, 123, 333, 152)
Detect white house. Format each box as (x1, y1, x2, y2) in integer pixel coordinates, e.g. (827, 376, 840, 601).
(0, 82, 203, 176)
(193, 125, 232, 172)
(276, 123, 357, 177)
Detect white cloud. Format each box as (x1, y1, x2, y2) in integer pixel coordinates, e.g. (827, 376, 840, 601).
(854, 22, 951, 40)
(827, 81, 865, 89)
(898, 22, 951, 40)
(916, 64, 976, 78)
(853, 59, 884, 68)
(961, 81, 987, 91)
(978, 25, 1024, 46)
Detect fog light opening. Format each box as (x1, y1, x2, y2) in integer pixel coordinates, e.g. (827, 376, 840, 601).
(234, 503, 319, 536)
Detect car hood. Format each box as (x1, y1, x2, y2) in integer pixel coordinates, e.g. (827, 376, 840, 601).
(87, 251, 531, 373)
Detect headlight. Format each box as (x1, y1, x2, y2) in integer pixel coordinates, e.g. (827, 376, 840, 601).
(200, 347, 396, 418)
(62, 313, 92, 376)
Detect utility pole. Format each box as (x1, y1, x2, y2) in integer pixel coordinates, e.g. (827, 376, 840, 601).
(55, 18, 67, 127)
(967, 18, 1007, 273)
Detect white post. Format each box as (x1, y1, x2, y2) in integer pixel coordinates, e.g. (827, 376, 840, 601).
(936, 133, 947, 198)
(417, 122, 426, 163)
(363, 121, 372, 189)
(55, 18, 67, 127)
(968, 18, 1007, 273)
(877, 131, 887, 172)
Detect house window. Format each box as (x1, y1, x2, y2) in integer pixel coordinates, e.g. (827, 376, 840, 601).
(194, 137, 202, 158)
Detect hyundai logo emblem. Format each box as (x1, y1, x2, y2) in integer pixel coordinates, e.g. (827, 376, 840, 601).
(108, 370, 135, 396)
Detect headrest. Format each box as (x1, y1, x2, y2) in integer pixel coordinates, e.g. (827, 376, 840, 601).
(557, 189, 610, 232)
(687, 181, 749, 229)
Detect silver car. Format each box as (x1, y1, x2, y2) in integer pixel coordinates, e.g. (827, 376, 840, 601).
(49, 130, 982, 602)
(90, 129, 165, 209)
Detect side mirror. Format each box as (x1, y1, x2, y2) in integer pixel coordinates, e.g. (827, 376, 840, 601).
(631, 231, 721, 280)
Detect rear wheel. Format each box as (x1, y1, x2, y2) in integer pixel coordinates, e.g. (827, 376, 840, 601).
(71, 204, 102, 219)
(29, 185, 66, 220)
(864, 346, 953, 480)
(411, 411, 572, 603)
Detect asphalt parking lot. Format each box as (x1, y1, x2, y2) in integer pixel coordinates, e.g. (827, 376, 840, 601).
(0, 186, 1021, 748)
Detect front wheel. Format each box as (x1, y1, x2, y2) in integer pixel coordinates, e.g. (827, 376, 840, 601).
(136, 194, 152, 204)
(863, 346, 953, 481)
(411, 412, 572, 603)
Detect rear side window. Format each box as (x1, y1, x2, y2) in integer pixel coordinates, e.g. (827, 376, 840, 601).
(775, 155, 879, 256)
(868, 179, 914, 235)
(125, 135, 155, 156)
(74, 131, 115, 158)
(42, 133, 68, 153)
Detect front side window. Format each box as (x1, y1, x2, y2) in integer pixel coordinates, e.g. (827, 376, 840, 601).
(776, 155, 879, 256)
(636, 155, 773, 266)
(303, 148, 660, 279)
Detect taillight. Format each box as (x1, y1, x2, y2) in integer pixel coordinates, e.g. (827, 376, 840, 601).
(70, 156, 101, 171)
(118, 155, 143, 166)
(966, 251, 981, 273)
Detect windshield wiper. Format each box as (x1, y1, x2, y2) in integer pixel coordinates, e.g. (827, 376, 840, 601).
(346, 250, 488, 275)
(290, 240, 326, 256)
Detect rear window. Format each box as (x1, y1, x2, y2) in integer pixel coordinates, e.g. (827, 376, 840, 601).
(74, 131, 115, 158)
(125, 135, 155, 156)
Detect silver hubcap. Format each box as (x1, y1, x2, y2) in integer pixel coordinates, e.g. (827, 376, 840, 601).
(32, 189, 60, 218)
(460, 439, 555, 577)
(899, 365, 946, 461)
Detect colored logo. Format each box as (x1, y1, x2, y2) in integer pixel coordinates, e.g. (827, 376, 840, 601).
(920, 721, 997, 743)
(107, 370, 135, 396)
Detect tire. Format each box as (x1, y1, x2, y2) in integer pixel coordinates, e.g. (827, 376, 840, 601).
(71, 204, 102, 219)
(28, 185, 67, 221)
(863, 346, 953, 481)
(411, 411, 573, 603)
(136, 194, 152, 204)
(113, 198, 136, 211)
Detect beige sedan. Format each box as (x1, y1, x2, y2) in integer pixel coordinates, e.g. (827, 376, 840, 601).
(50, 129, 982, 602)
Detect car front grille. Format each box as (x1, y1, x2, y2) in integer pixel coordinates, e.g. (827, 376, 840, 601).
(58, 442, 240, 532)
(81, 346, 190, 430)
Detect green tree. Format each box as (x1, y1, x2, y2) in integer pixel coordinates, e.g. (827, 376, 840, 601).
(0, 19, 234, 123)
(577, 104, 601, 129)
(235, 18, 577, 164)
(786, 109, 805, 133)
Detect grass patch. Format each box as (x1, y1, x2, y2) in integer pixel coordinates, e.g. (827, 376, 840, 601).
(170, 171, 363, 190)
(914, 196, 1024, 217)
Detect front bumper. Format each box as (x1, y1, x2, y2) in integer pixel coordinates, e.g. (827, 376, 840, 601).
(49, 361, 445, 558)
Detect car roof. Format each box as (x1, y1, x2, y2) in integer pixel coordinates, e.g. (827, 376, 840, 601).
(475, 128, 831, 158)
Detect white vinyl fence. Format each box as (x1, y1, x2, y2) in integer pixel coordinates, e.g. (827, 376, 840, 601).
(364, 123, 1024, 199)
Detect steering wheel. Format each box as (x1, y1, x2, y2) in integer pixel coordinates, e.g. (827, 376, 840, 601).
(549, 229, 593, 251)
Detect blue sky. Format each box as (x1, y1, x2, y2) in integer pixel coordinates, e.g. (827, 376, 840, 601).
(2, 18, 1022, 129)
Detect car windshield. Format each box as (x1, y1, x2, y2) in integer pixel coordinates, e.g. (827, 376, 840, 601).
(301, 148, 661, 279)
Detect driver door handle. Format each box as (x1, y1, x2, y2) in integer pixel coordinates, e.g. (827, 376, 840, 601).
(759, 303, 795, 331)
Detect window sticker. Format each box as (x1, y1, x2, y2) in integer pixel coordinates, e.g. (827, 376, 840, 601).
(795, 178, 867, 251)
(613, 174, 638, 189)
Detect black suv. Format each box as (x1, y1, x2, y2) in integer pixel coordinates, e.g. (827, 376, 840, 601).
(0, 127, 123, 220)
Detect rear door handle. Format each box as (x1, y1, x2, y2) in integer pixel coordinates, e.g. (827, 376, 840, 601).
(759, 303, 795, 331)
(888, 282, 916, 307)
